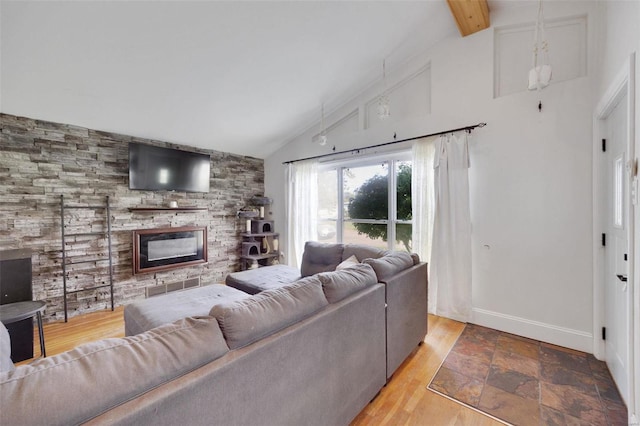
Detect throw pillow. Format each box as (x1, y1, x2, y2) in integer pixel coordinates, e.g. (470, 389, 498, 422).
(336, 254, 359, 270)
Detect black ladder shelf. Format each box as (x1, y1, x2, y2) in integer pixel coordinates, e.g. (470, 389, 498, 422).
(60, 195, 114, 322)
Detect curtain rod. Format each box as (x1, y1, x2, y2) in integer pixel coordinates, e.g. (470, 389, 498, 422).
(282, 122, 487, 165)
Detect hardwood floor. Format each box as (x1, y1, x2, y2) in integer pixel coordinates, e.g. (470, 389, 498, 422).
(351, 315, 501, 426)
(22, 309, 499, 425)
(20, 306, 125, 365)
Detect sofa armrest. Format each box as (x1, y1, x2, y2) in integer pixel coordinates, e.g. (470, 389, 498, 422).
(381, 262, 428, 379)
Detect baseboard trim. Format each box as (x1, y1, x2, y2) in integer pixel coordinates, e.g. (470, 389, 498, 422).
(472, 308, 593, 353)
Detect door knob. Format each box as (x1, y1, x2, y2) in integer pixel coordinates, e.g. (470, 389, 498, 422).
(617, 274, 628, 282)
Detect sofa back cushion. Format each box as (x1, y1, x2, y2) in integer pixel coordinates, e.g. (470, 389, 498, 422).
(211, 276, 328, 350)
(0, 316, 228, 426)
(300, 241, 344, 277)
(317, 263, 378, 304)
(363, 251, 415, 282)
(342, 244, 388, 263)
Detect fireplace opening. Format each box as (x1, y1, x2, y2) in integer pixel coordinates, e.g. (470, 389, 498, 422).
(133, 226, 207, 274)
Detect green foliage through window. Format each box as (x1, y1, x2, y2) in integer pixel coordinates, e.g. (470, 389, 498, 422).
(347, 164, 412, 251)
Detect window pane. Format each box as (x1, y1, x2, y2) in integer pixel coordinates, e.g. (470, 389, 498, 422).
(317, 169, 338, 242)
(396, 161, 412, 221)
(395, 223, 412, 253)
(317, 220, 337, 242)
(344, 163, 388, 220)
(343, 222, 388, 249)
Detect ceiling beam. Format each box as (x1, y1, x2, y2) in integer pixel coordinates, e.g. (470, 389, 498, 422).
(446, 0, 490, 37)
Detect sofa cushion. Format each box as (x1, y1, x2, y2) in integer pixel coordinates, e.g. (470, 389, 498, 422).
(342, 244, 388, 263)
(300, 241, 344, 277)
(124, 284, 250, 336)
(336, 254, 359, 270)
(317, 263, 378, 304)
(226, 264, 300, 294)
(0, 316, 228, 426)
(363, 251, 415, 282)
(0, 322, 14, 373)
(211, 276, 328, 350)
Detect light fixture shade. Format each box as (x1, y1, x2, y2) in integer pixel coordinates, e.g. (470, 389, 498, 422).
(377, 94, 391, 119)
(318, 131, 328, 146)
(528, 0, 551, 91)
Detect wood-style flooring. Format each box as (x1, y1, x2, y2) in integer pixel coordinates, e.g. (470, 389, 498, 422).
(22, 309, 500, 425)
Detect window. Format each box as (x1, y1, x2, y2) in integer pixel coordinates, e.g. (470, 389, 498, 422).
(316, 153, 412, 252)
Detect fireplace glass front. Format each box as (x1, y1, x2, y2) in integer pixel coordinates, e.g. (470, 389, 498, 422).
(133, 226, 207, 274)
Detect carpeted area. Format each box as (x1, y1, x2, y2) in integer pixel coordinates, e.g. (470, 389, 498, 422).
(427, 323, 628, 426)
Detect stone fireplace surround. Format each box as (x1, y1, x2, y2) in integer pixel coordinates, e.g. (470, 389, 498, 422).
(0, 113, 264, 322)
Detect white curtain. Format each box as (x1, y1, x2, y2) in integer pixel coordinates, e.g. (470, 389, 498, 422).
(429, 133, 472, 322)
(411, 135, 437, 268)
(285, 160, 318, 268)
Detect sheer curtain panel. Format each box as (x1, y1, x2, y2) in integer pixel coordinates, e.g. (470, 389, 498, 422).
(430, 133, 472, 322)
(411, 135, 437, 270)
(285, 160, 318, 268)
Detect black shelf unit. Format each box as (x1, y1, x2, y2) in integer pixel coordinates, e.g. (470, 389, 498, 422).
(60, 195, 114, 322)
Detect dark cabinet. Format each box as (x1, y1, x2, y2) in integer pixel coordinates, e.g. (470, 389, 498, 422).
(0, 249, 33, 362)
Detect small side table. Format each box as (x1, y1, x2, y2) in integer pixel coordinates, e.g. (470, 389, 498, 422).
(0, 301, 46, 358)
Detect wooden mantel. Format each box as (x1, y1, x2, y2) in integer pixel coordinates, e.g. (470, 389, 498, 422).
(446, 0, 490, 37)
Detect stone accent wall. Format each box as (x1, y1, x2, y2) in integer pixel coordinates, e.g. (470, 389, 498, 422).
(0, 113, 264, 322)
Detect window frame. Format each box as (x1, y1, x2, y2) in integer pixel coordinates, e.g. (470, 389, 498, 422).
(317, 150, 412, 250)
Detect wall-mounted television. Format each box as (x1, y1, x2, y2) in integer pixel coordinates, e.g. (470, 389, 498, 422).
(129, 142, 210, 193)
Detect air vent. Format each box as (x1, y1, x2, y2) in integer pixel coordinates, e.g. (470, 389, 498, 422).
(146, 277, 201, 298)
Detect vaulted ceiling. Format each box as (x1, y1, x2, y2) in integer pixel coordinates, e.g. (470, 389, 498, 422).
(1, 1, 495, 159)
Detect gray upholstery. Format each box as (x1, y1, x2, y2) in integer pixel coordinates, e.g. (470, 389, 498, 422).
(226, 264, 300, 294)
(0, 317, 229, 426)
(363, 251, 415, 282)
(211, 276, 328, 349)
(124, 284, 250, 336)
(342, 244, 387, 262)
(317, 263, 377, 304)
(300, 241, 344, 277)
(303, 243, 427, 378)
(0, 322, 14, 373)
(89, 285, 387, 426)
(1, 242, 427, 425)
(383, 263, 428, 378)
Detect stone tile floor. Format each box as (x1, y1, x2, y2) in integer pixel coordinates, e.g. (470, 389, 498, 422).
(428, 324, 628, 426)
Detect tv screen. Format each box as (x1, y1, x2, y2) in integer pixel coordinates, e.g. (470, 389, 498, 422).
(129, 143, 210, 193)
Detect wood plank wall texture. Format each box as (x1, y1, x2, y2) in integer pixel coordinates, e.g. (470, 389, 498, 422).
(0, 113, 264, 322)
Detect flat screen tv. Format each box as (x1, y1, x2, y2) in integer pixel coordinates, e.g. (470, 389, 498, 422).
(129, 142, 210, 193)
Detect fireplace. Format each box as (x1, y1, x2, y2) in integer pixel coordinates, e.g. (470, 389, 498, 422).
(133, 226, 207, 274)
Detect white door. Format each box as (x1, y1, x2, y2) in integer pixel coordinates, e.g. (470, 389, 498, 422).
(604, 91, 630, 404)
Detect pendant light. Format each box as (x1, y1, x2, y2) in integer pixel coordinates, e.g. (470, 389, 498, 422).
(312, 103, 328, 146)
(527, 0, 552, 91)
(377, 59, 391, 119)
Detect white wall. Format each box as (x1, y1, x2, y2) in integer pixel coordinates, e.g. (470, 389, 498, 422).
(265, 1, 598, 352)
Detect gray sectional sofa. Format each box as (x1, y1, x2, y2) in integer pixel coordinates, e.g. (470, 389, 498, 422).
(298, 242, 429, 379)
(0, 242, 427, 425)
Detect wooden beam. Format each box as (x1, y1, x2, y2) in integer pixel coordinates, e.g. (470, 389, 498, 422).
(446, 0, 490, 37)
